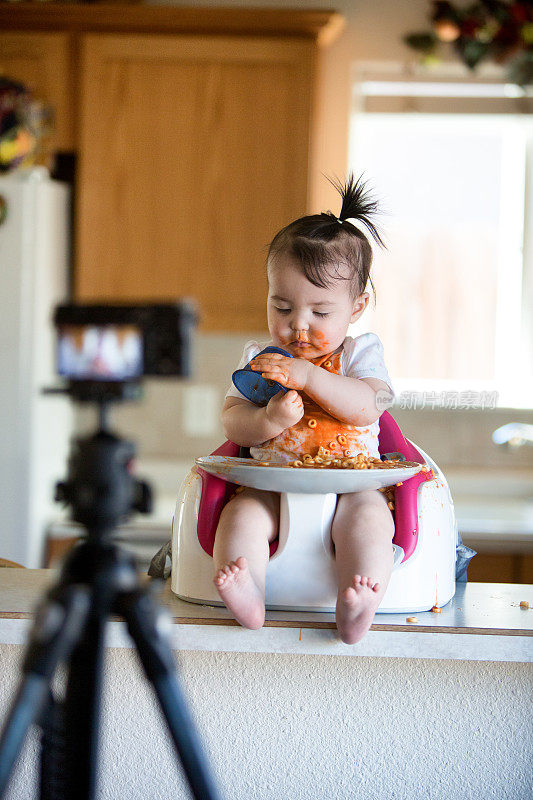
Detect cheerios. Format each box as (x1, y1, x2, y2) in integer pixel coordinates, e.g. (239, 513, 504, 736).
(337, 434, 347, 445)
(308, 418, 317, 428)
(285, 453, 423, 472)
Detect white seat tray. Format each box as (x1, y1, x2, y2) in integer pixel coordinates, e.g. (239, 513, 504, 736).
(195, 456, 421, 495)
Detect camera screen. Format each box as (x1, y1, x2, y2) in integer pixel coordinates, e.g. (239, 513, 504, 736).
(57, 324, 143, 381)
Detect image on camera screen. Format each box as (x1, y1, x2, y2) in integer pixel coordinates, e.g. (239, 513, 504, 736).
(57, 324, 143, 381)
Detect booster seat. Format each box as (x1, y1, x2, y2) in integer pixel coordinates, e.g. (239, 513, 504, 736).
(171, 411, 457, 613)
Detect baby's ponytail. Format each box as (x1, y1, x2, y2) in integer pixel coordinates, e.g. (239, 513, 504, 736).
(267, 173, 384, 300)
(329, 174, 385, 248)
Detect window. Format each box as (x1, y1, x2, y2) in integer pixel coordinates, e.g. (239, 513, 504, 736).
(348, 72, 533, 409)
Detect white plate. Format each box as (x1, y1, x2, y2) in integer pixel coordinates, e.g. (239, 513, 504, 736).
(195, 456, 422, 494)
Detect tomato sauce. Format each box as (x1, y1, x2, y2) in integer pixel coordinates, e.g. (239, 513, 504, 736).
(252, 349, 379, 463)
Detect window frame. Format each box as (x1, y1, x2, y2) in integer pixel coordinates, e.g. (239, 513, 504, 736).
(348, 66, 533, 410)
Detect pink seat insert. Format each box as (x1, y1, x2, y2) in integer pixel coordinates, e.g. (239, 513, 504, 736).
(195, 411, 433, 563)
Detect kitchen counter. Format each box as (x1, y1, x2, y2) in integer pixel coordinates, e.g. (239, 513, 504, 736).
(1, 571, 531, 800)
(1, 569, 531, 662)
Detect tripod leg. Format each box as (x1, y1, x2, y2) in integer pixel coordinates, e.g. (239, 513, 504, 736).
(119, 588, 223, 800)
(0, 676, 52, 796)
(61, 578, 114, 800)
(0, 586, 90, 798)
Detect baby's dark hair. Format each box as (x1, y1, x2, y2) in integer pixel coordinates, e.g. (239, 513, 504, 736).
(267, 174, 384, 300)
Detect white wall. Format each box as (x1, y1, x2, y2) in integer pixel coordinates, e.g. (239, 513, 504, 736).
(1, 644, 531, 799)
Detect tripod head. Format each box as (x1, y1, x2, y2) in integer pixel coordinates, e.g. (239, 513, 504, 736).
(55, 399, 152, 540)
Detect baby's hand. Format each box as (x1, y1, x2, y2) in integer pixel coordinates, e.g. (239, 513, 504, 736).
(266, 389, 304, 429)
(250, 354, 310, 391)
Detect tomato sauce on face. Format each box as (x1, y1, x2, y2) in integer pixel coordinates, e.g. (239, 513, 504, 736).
(253, 350, 379, 463)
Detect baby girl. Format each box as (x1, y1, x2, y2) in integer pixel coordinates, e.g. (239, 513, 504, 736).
(213, 176, 395, 644)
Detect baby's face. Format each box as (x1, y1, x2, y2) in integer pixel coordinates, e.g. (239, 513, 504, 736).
(267, 254, 368, 360)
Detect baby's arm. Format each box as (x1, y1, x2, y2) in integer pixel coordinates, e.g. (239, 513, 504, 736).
(304, 369, 388, 426)
(250, 354, 387, 427)
(221, 390, 304, 447)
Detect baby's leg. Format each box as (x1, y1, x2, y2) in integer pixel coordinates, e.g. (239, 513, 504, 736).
(213, 488, 279, 630)
(332, 489, 395, 644)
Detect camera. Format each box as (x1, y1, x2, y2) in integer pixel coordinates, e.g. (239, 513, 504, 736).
(54, 301, 198, 402)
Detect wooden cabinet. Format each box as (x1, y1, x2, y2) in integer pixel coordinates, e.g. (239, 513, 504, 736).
(1, 5, 343, 331)
(76, 34, 314, 330)
(467, 552, 533, 584)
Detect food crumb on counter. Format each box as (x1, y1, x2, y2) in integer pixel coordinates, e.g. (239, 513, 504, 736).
(431, 606, 442, 613)
(406, 616, 418, 623)
(519, 600, 530, 609)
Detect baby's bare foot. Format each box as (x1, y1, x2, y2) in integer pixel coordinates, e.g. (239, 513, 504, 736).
(336, 575, 381, 645)
(213, 556, 265, 630)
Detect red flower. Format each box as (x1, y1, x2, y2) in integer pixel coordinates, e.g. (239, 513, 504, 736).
(510, 3, 531, 24)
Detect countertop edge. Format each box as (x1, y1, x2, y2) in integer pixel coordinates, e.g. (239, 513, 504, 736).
(1, 571, 532, 663)
(3, 612, 531, 637)
(0, 617, 530, 663)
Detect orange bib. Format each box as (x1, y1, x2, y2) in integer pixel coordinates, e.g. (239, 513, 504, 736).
(252, 349, 380, 463)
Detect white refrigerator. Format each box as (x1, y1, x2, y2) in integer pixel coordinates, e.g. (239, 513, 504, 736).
(0, 167, 73, 567)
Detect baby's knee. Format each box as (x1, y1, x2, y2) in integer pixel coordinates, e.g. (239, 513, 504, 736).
(221, 487, 279, 521)
(221, 488, 258, 516)
(336, 490, 395, 534)
(339, 489, 387, 513)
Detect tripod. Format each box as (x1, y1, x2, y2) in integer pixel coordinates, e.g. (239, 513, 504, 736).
(0, 405, 222, 800)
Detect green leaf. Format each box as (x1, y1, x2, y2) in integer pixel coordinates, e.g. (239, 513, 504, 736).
(507, 50, 533, 86)
(455, 38, 492, 68)
(403, 32, 438, 53)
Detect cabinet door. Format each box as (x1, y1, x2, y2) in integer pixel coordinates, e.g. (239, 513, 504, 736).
(0, 32, 73, 153)
(76, 34, 315, 330)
